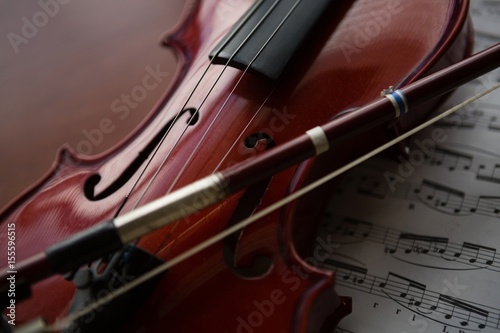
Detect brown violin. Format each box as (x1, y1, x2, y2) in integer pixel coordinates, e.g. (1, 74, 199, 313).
(0, 0, 481, 332)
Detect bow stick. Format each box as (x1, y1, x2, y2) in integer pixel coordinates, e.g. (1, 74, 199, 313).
(2, 42, 500, 300)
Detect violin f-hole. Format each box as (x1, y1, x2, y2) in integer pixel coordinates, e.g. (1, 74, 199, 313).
(223, 133, 275, 278)
(83, 108, 199, 201)
(244, 132, 274, 149)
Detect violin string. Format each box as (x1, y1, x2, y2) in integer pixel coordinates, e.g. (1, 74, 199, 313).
(115, 62, 213, 217)
(114, 0, 266, 216)
(131, 0, 281, 210)
(46, 82, 500, 333)
(212, 87, 275, 173)
(129, 0, 299, 254)
(138, 0, 302, 255)
(166, 0, 305, 194)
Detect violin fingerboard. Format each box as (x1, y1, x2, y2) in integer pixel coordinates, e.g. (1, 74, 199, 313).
(209, 0, 333, 82)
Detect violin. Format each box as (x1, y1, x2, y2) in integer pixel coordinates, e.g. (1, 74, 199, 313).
(0, 0, 481, 331)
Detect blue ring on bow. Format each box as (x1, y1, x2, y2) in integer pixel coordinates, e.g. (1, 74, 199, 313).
(385, 89, 409, 117)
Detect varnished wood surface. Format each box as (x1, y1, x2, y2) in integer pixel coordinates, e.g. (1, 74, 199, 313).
(0, 0, 186, 208)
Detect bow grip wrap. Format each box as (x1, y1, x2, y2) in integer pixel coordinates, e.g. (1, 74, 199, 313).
(46, 221, 122, 274)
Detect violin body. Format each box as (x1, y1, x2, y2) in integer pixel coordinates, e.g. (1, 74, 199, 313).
(1, 0, 472, 331)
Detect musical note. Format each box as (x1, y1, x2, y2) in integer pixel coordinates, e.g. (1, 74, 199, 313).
(488, 115, 500, 132)
(438, 294, 490, 329)
(426, 147, 473, 171)
(335, 169, 500, 217)
(384, 241, 399, 255)
(325, 260, 368, 285)
(332, 217, 373, 239)
(414, 180, 465, 214)
(436, 109, 480, 129)
(336, 171, 500, 218)
(379, 273, 426, 307)
(324, 215, 500, 272)
(453, 242, 497, 265)
(433, 106, 500, 133)
(356, 177, 388, 199)
(477, 162, 500, 184)
(469, 195, 500, 217)
(399, 234, 449, 255)
(418, 146, 500, 187)
(321, 259, 500, 330)
(413, 144, 500, 184)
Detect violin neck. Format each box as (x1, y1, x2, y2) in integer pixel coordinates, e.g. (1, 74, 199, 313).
(209, 0, 332, 82)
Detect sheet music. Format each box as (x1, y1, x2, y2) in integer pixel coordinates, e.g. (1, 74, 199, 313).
(317, 2, 500, 332)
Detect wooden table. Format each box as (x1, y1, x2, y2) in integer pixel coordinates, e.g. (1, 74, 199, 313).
(0, 0, 186, 208)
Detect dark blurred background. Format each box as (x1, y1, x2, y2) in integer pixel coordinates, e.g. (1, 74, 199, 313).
(0, 0, 186, 207)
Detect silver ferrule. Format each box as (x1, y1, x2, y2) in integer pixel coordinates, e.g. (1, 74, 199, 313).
(114, 173, 227, 243)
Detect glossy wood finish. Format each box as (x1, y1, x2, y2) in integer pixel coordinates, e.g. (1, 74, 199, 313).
(0, 0, 471, 331)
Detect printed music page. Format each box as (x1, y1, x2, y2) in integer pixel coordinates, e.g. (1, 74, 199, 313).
(318, 2, 500, 332)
